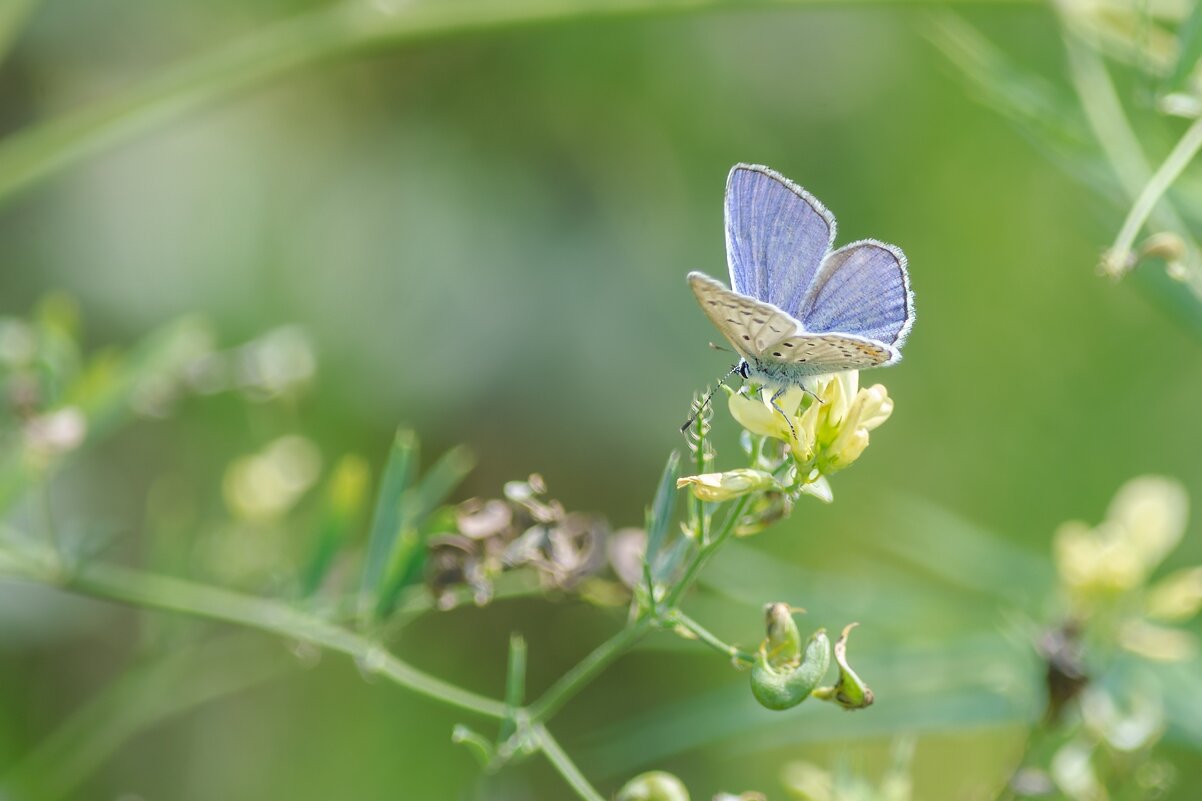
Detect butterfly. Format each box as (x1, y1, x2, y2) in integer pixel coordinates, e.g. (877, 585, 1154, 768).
(684, 164, 914, 429)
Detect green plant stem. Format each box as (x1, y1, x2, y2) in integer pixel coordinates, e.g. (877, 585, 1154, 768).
(664, 495, 751, 608)
(527, 616, 654, 723)
(0, 0, 1042, 206)
(1109, 116, 1202, 265)
(670, 610, 755, 664)
(2, 550, 507, 719)
(533, 724, 606, 801)
(1061, 23, 1202, 290)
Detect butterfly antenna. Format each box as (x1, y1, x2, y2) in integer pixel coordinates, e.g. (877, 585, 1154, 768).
(680, 363, 743, 433)
(708, 342, 732, 353)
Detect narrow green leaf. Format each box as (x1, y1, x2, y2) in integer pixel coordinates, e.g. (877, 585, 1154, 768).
(1166, 2, 1202, 93)
(371, 444, 474, 619)
(451, 724, 495, 769)
(373, 528, 425, 620)
(359, 430, 418, 614)
(407, 444, 476, 524)
(652, 532, 692, 584)
(499, 633, 527, 742)
(643, 451, 680, 589)
(299, 454, 370, 597)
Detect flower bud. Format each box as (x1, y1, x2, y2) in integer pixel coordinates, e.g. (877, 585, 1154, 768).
(617, 771, 690, 801)
(676, 469, 781, 503)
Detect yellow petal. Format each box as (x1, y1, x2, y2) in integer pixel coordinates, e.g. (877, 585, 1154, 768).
(1108, 476, 1188, 572)
(728, 391, 791, 441)
(677, 469, 780, 502)
(857, 385, 893, 431)
(1144, 566, 1202, 622)
(1118, 619, 1197, 662)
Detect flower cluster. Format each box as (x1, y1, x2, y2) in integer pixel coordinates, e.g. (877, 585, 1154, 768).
(1053, 475, 1201, 661)
(677, 370, 893, 509)
(1023, 475, 1199, 800)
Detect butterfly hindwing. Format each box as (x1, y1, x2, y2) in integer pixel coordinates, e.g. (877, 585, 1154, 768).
(688, 272, 800, 358)
(762, 333, 896, 374)
(725, 164, 835, 316)
(800, 240, 914, 347)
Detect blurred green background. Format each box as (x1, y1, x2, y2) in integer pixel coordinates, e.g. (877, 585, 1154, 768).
(2, 0, 1201, 799)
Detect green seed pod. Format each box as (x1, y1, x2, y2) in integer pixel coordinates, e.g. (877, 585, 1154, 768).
(750, 605, 831, 711)
(616, 770, 690, 801)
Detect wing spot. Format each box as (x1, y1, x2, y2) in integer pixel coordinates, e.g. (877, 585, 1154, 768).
(742, 335, 751, 341)
(768, 325, 781, 333)
(772, 352, 782, 357)
(753, 318, 765, 324)
(784, 342, 794, 348)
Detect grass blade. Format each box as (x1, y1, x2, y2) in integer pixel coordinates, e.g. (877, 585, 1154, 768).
(1164, 1, 1202, 93)
(372, 444, 474, 620)
(499, 633, 527, 742)
(359, 429, 418, 617)
(299, 454, 370, 598)
(644, 450, 681, 590)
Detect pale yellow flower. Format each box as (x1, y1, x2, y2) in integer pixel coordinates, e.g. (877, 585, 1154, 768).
(1054, 476, 1189, 602)
(1144, 566, 1202, 622)
(676, 468, 782, 503)
(1117, 619, 1197, 662)
(726, 371, 893, 480)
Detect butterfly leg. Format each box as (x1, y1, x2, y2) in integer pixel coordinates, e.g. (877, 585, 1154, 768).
(800, 385, 825, 405)
(769, 387, 797, 439)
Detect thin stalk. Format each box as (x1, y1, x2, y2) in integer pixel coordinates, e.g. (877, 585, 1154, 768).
(1109, 116, 1202, 266)
(0, 0, 1043, 206)
(1061, 22, 1202, 290)
(670, 610, 755, 664)
(527, 616, 654, 722)
(533, 724, 606, 801)
(9, 556, 507, 719)
(499, 633, 527, 742)
(664, 495, 751, 608)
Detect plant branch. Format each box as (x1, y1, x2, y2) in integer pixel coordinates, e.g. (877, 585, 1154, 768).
(527, 616, 654, 723)
(533, 723, 606, 801)
(670, 609, 755, 664)
(0, 545, 507, 719)
(664, 495, 751, 608)
(1061, 21, 1202, 292)
(1108, 116, 1202, 268)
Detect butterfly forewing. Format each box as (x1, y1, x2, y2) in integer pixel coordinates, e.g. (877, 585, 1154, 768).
(725, 165, 835, 316)
(688, 272, 800, 358)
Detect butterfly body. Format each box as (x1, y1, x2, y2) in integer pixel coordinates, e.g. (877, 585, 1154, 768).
(689, 164, 914, 392)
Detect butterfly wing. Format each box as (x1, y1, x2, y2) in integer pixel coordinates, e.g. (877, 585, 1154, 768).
(688, 272, 801, 358)
(725, 164, 835, 316)
(689, 271, 899, 375)
(800, 239, 914, 348)
(766, 333, 898, 372)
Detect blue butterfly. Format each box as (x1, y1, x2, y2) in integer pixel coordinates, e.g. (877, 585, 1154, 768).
(685, 164, 914, 427)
